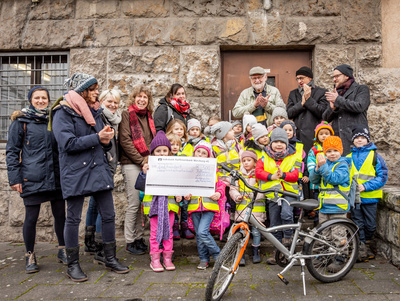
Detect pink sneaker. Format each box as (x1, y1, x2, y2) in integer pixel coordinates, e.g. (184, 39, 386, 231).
(162, 251, 175, 271)
(150, 252, 164, 272)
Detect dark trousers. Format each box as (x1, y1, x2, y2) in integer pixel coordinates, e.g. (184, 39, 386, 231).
(24, 198, 65, 252)
(350, 202, 377, 243)
(65, 190, 115, 248)
(268, 196, 296, 242)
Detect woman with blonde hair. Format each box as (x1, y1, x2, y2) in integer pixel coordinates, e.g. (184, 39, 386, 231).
(119, 85, 156, 255)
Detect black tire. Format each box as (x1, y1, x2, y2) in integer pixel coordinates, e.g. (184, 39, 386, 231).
(205, 232, 244, 301)
(304, 221, 359, 283)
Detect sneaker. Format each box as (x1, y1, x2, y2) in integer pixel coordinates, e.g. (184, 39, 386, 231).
(367, 248, 375, 260)
(197, 261, 209, 270)
(266, 250, 277, 265)
(357, 242, 369, 262)
(327, 256, 345, 273)
(239, 255, 246, 266)
(126, 241, 145, 255)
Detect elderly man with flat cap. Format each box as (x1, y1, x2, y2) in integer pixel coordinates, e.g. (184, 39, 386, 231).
(323, 64, 370, 155)
(232, 66, 285, 126)
(287, 66, 329, 154)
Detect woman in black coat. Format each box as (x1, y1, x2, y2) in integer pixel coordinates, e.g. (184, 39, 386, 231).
(153, 83, 192, 132)
(52, 73, 129, 282)
(6, 86, 66, 274)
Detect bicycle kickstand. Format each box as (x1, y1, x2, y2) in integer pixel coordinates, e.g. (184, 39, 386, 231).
(300, 258, 307, 296)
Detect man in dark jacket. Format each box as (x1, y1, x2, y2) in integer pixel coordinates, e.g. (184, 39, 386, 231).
(323, 64, 370, 155)
(287, 66, 329, 154)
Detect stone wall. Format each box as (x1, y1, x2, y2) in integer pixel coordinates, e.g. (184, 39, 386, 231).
(0, 0, 399, 244)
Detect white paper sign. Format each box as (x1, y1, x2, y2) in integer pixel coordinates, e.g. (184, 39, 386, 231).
(145, 156, 217, 197)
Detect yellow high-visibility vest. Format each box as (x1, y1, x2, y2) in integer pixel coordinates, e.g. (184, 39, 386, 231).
(187, 196, 219, 212)
(143, 195, 180, 215)
(213, 142, 240, 178)
(294, 142, 304, 178)
(236, 174, 265, 212)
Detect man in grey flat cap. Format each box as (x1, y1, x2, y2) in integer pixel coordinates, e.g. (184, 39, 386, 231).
(232, 66, 285, 126)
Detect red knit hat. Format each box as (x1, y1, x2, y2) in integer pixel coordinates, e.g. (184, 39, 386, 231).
(315, 121, 334, 139)
(323, 136, 343, 155)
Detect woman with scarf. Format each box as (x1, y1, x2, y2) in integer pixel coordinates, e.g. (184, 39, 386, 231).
(154, 83, 192, 132)
(119, 85, 156, 255)
(84, 89, 122, 265)
(52, 73, 129, 282)
(6, 86, 66, 273)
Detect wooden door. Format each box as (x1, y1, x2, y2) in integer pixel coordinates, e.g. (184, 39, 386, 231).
(221, 50, 312, 121)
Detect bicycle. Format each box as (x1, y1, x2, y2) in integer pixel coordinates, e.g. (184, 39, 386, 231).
(205, 165, 360, 300)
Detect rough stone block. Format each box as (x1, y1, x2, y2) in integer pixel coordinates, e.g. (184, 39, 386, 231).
(313, 45, 356, 90)
(9, 191, 24, 227)
(197, 17, 248, 45)
(342, 0, 381, 42)
(375, 206, 387, 240)
(121, 0, 169, 17)
(180, 46, 220, 97)
(0, 190, 9, 227)
(172, 0, 246, 17)
(285, 17, 341, 45)
(22, 20, 94, 49)
(280, 0, 340, 16)
(76, 0, 119, 19)
(386, 211, 400, 246)
(248, 12, 283, 45)
(391, 245, 400, 267)
(70, 48, 108, 90)
(381, 187, 400, 213)
(357, 45, 382, 68)
(30, 0, 75, 20)
(113, 191, 127, 230)
(135, 19, 196, 45)
(376, 238, 391, 260)
(93, 20, 133, 47)
(189, 97, 220, 127)
(108, 47, 179, 75)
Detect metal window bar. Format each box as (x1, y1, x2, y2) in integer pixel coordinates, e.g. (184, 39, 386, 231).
(0, 52, 69, 141)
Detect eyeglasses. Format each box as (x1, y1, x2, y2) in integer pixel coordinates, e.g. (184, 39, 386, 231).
(332, 74, 343, 79)
(296, 76, 306, 81)
(250, 76, 264, 81)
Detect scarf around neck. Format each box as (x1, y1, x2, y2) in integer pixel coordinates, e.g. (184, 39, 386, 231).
(148, 195, 170, 244)
(298, 80, 315, 96)
(22, 104, 49, 121)
(170, 98, 190, 116)
(129, 105, 156, 157)
(336, 77, 355, 96)
(101, 104, 122, 127)
(265, 145, 289, 161)
(64, 90, 100, 126)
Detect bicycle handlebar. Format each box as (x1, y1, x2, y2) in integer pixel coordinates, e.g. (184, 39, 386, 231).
(219, 163, 300, 200)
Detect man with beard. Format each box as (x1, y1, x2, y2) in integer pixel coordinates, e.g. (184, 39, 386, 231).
(323, 64, 370, 155)
(233, 66, 285, 126)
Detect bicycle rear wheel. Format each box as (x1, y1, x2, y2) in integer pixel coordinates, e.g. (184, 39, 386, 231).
(205, 232, 244, 301)
(304, 221, 359, 283)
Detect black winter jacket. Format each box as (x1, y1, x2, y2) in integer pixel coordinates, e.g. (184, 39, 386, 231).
(153, 97, 192, 132)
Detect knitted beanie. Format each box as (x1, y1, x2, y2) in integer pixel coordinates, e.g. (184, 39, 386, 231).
(271, 107, 288, 122)
(323, 136, 343, 155)
(64, 72, 98, 93)
(296, 66, 313, 79)
(194, 140, 212, 158)
(252, 123, 269, 141)
(210, 121, 232, 140)
(270, 128, 288, 146)
(351, 125, 371, 143)
(150, 131, 171, 154)
(241, 150, 258, 162)
(242, 113, 258, 134)
(27, 86, 50, 103)
(232, 120, 242, 128)
(280, 120, 296, 136)
(334, 64, 353, 78)
(315, 121, 334, 139)
(187, 118, 201, 131)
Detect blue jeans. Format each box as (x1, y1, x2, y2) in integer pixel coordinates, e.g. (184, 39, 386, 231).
(85, 196, 102, 234)
(268, 196, 296, 242)
(191, 211, 220, 262)
(252, 226, 261, 246)
(351, 203, 377, 243)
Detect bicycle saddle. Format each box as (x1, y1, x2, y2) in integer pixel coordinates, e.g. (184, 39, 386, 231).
(289, 199, 319, 210)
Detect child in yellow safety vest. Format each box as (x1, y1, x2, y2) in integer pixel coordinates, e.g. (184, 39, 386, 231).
(166, 119, 188, 151)
(184, 141, 226, 270)
(309, 136, 351, 273)
(244, 123, 270, 160)
(230, 150, 266, 265)
(347, 126, 388, 261)
(241, 113, 257, 146)
(137, 131, 182, 273)
(180, 118, 208, 156)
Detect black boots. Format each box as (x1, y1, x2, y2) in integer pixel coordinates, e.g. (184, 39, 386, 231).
(252, 246, 261, 264)
(25, 252, 39, 274)
(93, 233, 105, 265)
(66, 246, 88, 282)
(84, 226, 96, 255)
(57, 247, 67, 265)
(103, 242, 130, 274)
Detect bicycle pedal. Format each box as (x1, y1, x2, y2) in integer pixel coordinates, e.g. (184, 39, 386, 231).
(277, 274, 289, 285)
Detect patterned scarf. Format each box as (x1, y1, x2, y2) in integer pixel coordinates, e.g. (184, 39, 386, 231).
(148, 195, 170, 244)
(101, 104, 122, 127)
(129, 105, 156, 157)
(265, 145, 289, 161)
(64, 90, 100, 126)
(22, 104, 49, 121)
(336, 77, 355, 96)
(170, 98, 190, 116)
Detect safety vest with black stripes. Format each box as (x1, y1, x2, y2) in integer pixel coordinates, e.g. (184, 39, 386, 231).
(143, 195, 180, 215)
(346, 151, 383, 199)
(259, 153, 299, 199)
(187, 196, 220, 213)
(236, 174, 266, 212)
(212, 142, 240, 177)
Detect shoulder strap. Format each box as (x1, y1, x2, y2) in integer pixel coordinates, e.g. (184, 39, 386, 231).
(372, 150, 377, 170)
(166, 106, 174, 125)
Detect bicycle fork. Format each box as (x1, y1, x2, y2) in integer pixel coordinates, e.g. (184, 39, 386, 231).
(228, 222, 251, 272)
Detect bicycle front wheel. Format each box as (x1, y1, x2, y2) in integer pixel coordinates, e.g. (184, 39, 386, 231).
(205, 232, 244, 301)
(304, 220, 359, 283)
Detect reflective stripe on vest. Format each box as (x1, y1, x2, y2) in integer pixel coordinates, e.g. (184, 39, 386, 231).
(318, 162, 350, 211)
(143, 195, 180, 214)
(179, 143, 194, 157)
(259, 154, 299, 198)
(244, 141, 263, 160)
(213, 143, 240, 177)
(346, 151, 383, 199)
(187, 196, 219, 212)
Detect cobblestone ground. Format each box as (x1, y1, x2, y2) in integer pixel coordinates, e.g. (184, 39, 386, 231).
(1, 239, 400, 301)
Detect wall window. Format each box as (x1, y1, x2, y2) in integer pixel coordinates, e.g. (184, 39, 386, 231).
(0, 52, 69, 141)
